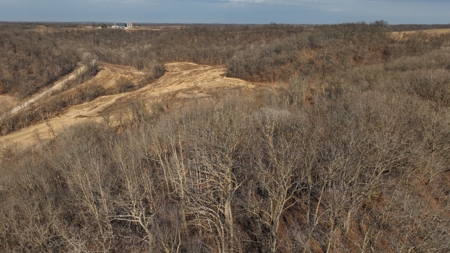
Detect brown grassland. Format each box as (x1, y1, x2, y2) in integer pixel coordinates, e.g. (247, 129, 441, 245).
(390, 28, 450, 40)
(1, 22, 450, 252)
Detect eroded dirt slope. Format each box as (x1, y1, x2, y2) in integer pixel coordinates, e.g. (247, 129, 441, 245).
(0, 62, 256, 148)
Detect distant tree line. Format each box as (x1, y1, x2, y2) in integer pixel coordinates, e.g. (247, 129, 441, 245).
(2, 22, 449, 99)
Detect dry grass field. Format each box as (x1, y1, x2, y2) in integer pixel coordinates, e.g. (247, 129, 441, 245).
(390, 28, 450, 40)
(0, 62, 256, 149)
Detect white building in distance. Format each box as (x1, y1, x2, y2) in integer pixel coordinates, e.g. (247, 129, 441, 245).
(111, 22, 133, 29)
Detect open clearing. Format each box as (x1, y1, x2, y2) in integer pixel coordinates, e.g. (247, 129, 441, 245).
(0, 62, 257, 148)
(390, 28, 450, 40)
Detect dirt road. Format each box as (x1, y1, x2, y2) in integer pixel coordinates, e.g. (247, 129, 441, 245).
(1, 65, 85, 119)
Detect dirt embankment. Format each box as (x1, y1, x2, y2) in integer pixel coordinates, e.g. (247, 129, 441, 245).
(0, 62, 257, 149)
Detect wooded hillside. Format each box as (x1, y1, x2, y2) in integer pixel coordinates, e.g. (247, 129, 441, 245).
(1, 22, 450, 252)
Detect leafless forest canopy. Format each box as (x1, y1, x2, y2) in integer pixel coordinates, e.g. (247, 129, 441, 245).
(1, 22, 450, 252)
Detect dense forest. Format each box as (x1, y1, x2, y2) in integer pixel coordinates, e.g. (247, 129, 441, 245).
(1, 22, 449, 97)
(1, 22, 450, 252)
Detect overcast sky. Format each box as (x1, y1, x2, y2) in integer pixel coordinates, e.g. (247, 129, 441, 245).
(0, 0, 449, 24)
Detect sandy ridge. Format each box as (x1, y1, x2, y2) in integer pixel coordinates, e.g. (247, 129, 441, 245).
(0, 62, 255, 148)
